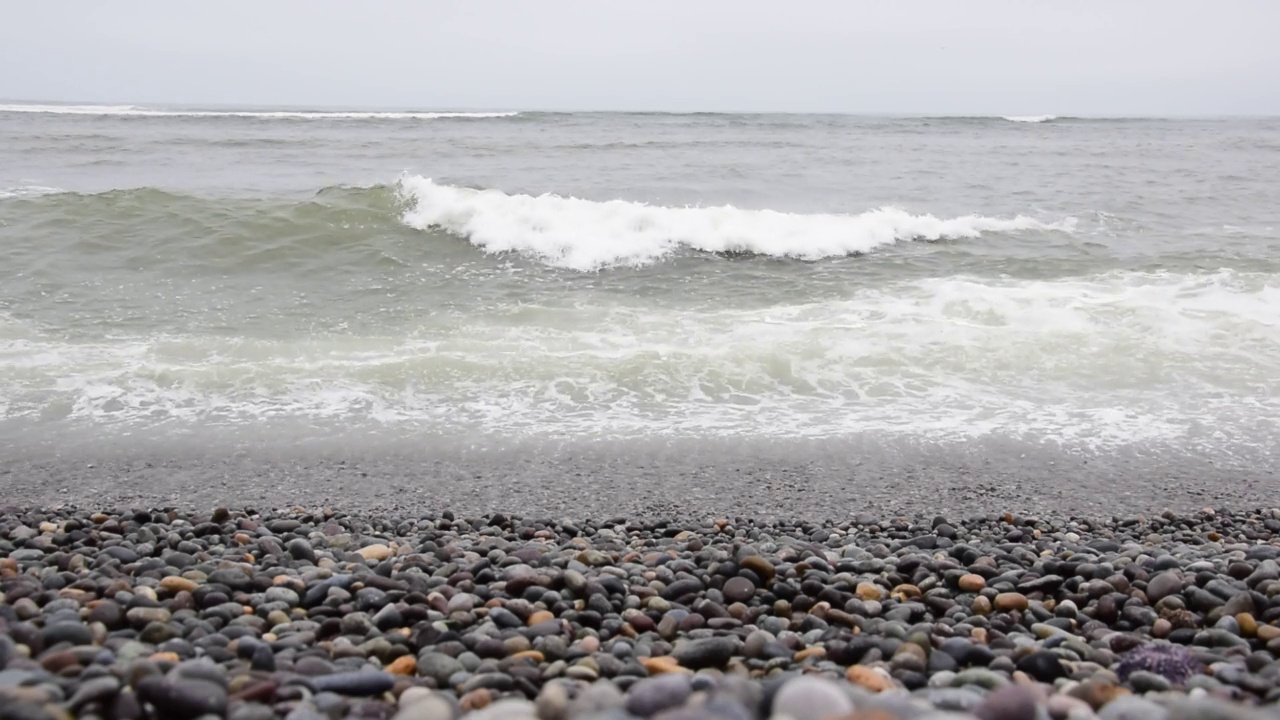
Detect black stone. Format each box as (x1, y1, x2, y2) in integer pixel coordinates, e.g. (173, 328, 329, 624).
(1015, 651, 1067, 683)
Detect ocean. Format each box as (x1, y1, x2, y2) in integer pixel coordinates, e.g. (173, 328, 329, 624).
(0, 103, 1277, 514)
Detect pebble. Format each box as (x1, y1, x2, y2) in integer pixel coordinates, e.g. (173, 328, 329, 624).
(772, 675, 855, 720)
(975, 683, 1038, 720)
(670, 637, 739, 669)
(0, 506, 1276, 720)
(994, 593, 1030, 612)
(1097, 695, 1171, 720)
(624, 674, 692, 716)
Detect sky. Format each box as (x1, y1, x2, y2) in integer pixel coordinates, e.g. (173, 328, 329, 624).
(3, 1, 1278, 115)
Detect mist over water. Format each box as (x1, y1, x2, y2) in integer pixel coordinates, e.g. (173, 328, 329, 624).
(1, 104, 1278, 466)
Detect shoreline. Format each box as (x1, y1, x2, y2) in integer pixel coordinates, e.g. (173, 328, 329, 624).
(2, 432, 1275, 520)
(3, 505, 1280, 719)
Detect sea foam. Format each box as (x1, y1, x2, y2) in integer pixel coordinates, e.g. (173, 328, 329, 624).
(0, 185, 65, 199)
(1002, 115, 1058, 123)
(0, 103, 517, 120)
(398, 177, 1075, 270)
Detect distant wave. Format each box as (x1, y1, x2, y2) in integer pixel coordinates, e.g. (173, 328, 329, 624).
(1002, 115, 1057, 123)
(0, 184, 65, 199)
(398, 177, 1076, 270)
(0, 103, 519, 120)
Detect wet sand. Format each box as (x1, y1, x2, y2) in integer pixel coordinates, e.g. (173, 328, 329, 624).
(1, 432, 1274, 519)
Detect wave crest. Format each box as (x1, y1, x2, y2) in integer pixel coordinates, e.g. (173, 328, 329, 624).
(0, 103, 518, 120)
(0, 185, 64, 199)
(1002, 115, 1058, 123)
(397, 177, 1075, 270)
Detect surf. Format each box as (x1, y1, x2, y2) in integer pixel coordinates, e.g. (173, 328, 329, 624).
(0, 103, 519, 120)
(397, 177, 1077, 270)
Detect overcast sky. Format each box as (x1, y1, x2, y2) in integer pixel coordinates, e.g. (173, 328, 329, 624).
(3, 1, 1277, 115)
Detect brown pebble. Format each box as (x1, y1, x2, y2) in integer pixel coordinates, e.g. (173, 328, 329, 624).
(892, 584, 922, 600)
(958, 574, 986, 592)
(794, 647, 826, 662)
(1257, 624, 1280, 642)
(846, 665, 896, 692)
(640, 656, 686, 674)
(994, 592, 1029, 612)
(972, 596, 992, 615)
(740, 555, 775, 584)
(231, 681, 277, 703)
(856, 583, 883, 602)
(460, 688, 492, 711)
(1152, 618, 1173, 639)
(527, 610, 555, 626)
(158, 576, 199, 594)
(386, 655, 416, 675)
(1067, 679, 1129, 710)
(356, 543, 394, 561)
(1236, 613, 1258, 637)
(39, 651, 81, 674)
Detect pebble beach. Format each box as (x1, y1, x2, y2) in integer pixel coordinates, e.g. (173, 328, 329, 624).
(4, 506, 1280, 720)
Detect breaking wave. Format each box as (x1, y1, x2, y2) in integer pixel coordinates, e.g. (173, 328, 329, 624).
(0, 103, 519, 120)
(397, 177, 1075, 270)
(0, 185, 65, 199)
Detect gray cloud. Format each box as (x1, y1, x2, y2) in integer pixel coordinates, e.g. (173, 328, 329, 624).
(2, 0, 1277, 114)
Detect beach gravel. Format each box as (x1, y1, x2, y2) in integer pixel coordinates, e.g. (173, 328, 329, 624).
(3, 506, 1280, 719)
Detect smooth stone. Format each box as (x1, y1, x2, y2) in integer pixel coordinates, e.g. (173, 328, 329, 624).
(1146, 571, 1182, 599)
(567, 681, 626, 716)
(625, 673, 693, 717)
(993, 593, 1029, 613)
(394, 693, 458, 720)
(722, 577, 756, 604)
(662, 578, 704, 601)
(919, 687, 986, 712)
(65, 675, 122, 710)
(465, 699, 538, 720)
(136, 676, 228, 719)
(974, 684, 1038, 720)
(126, 607, 172, 626)
(40, 622, 93, 647)
(231, 704, 278, 720)
(1127, 670, 1172, 693)
(740, 556, 775, 584)
(1098, 695, 1170, 720)
(771, 676, 855, 720)
(952, 669, 1008, 690)
(287, 539, 317, 564)
(535, 682, 571, 720)
(309, 671, 395, 696)
(414, 651, 465, 684)
(1016, 651, 1067, 683)
(671, 637, 740, 669)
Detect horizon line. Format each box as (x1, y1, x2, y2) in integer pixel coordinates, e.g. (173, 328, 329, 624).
(2, 98, 1276, 120)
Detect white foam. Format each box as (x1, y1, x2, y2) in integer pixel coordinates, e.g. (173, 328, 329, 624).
(1002, 115, 1057, 123)
(0, 185, 64, 199)
(398, 177, 1076, 270)
(4, 269, 1274, 454)
(0, 103, 518, 120)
